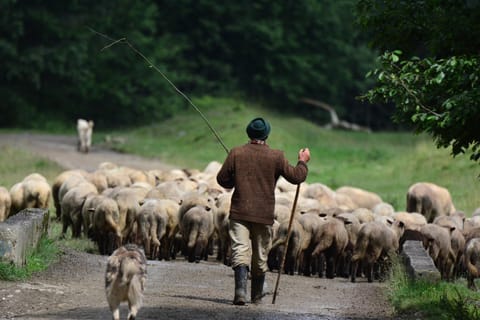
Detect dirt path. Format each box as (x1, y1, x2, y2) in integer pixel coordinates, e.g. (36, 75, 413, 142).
(0, 133, 397, 320)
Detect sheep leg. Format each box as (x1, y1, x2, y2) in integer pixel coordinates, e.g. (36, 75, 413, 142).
(325, 253, 336, 279)
(127, 303, 138, 320)
(350, 259, 359, 283)
(108, 300, 120, 320)
(468, 273, 477, 290)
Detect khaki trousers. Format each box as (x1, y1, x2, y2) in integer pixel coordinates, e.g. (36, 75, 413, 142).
(229, 219, 272, 276)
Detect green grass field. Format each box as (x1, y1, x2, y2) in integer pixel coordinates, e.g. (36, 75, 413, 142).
(97, 96, 479, 215)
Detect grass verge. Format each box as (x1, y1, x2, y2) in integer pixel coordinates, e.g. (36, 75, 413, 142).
(388, 257, 480, 319)
(0, 235, 60, 281)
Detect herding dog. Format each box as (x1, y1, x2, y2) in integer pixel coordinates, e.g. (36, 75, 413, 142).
(105, 244, 147, 320)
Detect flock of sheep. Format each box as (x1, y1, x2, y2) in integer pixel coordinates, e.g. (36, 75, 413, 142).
(2, 160, 480, 294)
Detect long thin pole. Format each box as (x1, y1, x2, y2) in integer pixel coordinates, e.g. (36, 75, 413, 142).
(88, 28, 230, 154)
(272, 183, 301, 304)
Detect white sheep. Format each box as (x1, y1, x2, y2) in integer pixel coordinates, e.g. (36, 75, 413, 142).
(77, 118, 94, 153)
(105, 244, 147, 320)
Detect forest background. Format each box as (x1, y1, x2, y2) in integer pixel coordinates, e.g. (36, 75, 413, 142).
(0, 1, 390, 130)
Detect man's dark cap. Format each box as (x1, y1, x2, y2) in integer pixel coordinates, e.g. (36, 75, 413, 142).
(246, 117, 271, 140)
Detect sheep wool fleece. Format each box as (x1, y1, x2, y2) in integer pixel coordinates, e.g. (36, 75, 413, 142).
(216, 143, 308, 225)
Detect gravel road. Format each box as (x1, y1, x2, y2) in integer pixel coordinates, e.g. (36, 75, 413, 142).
(0, 133, 397, 320)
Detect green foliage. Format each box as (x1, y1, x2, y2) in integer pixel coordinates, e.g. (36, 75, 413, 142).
(361, 52, 480, 161)
(155, 0, 379, 123)
(0, 1, 382, 129)
(356, 0, 480, 163)
(356, 0, 480, 57)
(0, 236, 60, 281)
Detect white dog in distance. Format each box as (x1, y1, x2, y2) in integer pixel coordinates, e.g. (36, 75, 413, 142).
(105, 244, 147, 320)
(77, 119, 94, 153)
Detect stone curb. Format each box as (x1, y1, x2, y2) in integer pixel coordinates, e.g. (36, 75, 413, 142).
(401, 240, 441, 282)
(0, 208, 49, 266)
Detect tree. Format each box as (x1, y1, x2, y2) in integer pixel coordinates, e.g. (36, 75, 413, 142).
(356, 0, 480, 162)
(154, 0, 380, 127)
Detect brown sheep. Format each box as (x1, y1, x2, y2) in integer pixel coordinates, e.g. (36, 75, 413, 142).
(296, 212, 327, 276)
(334, 192, 357, 211)
(464, 225, 480, 243)
(372, 202, 395, 217)
(335, 212, 362, 277)
(464, 238, 480, 290)
(297, 197, 323, 215)
(8, 182, 23, 217)
(136, 198, 180, 260)
(146, 181, 184, 203)
(110, 188, 143, 244)
(134, 203, 153, 257)
(101, 167, 132, 188)
(105, 244, 147, 320)
(60, 182, 98, 238)
(336, 186, 383, 210)
(393, 211, 427, 231)
(473, 207, 480, 217)
(351, 220, 405, 283)
(0, 186, 12, 222)
(178, 190, 215, 225)
(57, 174, 89, 215)
(351, 207, 375, 224)
(180, 204, 215, 263)
(9, 173, 51, 216)
(274, 203, 292, 224)
(81, 194, 106, 238)
(464, 216, 480, 234)
(214, 192, 232, 265)
(270, 217, 305, 275)
(91, 196, 122, 255)
(52, 169, 88, 219)
(302, 183, 338, 211)
(433, 216, 466, 279)
(311, 216, 349, 279)
(85, 171, 109, 194)
(406, 182, 456, 223)
(419, 223, 456, 280)
(127, 168, 157, 186)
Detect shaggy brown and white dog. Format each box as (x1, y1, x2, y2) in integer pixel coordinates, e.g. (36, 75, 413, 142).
(105, 244, 147, 320)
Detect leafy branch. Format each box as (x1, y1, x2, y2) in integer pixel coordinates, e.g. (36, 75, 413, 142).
(360, 51, 480, 162)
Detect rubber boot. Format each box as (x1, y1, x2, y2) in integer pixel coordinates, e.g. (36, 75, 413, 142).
(251, 273, 266, 304)
(233, 265, 248, 305)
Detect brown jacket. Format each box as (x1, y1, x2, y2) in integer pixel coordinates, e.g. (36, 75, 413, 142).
(216, 143, 308, 225)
